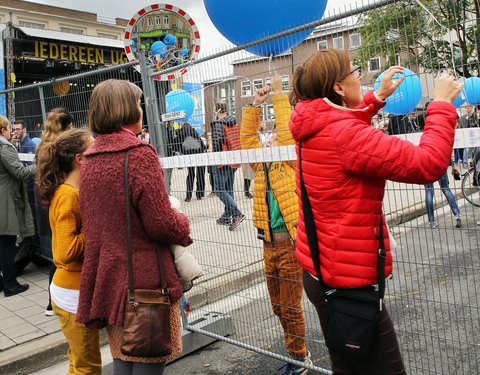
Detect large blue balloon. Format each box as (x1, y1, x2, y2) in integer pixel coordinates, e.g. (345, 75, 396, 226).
(464, 77, 480, 105)
(151, 41, 168, 57)
(374, 68, 422, 115)
(452, 87, 466, 108)
(165, 89, 195, 121)
(163, 34, 176, 46)
(204, 0, 328, 57)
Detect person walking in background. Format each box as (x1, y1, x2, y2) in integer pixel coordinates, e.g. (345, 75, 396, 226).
(35, 107, 73, 316)
(176, 122, 206, 201)
(241, 76, 311, 374)
(0, 116, 33, 297)
(36, 128, 100, 374)
(459, 105, 478, 165)
(141, 127, 150, 143)
(425, 162, 462, 229)
(289, 49, 462, 374)
(76, 79, 192, 375)
(241, 163, 254, 199)
(211, 99, 244, 230)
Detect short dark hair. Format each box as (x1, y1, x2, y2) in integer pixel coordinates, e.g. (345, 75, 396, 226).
(14, 119, 26, 129)
(88, 79, 143, 135)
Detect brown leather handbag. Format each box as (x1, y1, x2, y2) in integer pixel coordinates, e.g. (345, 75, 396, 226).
(120, 150, 173, 358)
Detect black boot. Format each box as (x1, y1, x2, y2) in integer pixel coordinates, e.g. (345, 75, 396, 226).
(244, 179, 253, 199)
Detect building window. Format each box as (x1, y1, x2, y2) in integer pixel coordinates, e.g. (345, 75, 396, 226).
(253, 79, 263, 92)
(98, 32, 117, 39)
(19, 20, 45, 29)
(220, 87, 227, 99)
(317, 40, 328, 50)
(260, 105, 264, 121)
(147, 17, 153, 26)
(60, 27, 84, 35)
(265, 77, 272, 88)
(333, 37, 344, 50)
(349, 34, 361, 49)
(266, 104, 275, 121)
(369, 57, 381, 72)
(241, 81, 252, 97)
(281, 75, 290, 92)
(163, 15, 170, 28)
(155, 16, 161, 26)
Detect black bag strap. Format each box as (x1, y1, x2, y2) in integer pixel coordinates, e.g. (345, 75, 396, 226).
(124, 151, 168, 303)
(298, 141, 385, 308)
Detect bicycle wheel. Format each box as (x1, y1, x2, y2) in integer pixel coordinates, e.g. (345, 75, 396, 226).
(461, 168, 480, 207)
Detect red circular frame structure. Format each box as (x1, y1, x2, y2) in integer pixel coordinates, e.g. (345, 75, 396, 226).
(123, 3, 201, 80)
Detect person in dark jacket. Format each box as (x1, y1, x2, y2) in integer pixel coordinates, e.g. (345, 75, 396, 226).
(176, 122, 206, 201)
(210, 100, 244, 231)
(0, 116, 33, 297)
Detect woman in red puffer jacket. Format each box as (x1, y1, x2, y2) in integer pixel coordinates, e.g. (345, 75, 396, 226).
(289, 49, 463, 374)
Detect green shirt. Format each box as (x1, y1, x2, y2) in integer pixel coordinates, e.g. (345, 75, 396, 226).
(266, 163, 288, 233)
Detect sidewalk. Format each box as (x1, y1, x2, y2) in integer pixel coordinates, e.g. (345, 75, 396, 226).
(0, 166, 476, 374)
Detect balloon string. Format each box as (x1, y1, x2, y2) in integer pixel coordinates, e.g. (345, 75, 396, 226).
(414, 0, 458, 80)
(268, 54, 278, 76)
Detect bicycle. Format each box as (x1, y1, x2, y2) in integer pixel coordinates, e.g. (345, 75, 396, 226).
(461, 167, 480, 207)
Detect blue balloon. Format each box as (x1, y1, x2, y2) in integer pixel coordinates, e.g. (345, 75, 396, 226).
(452, 87, 467, 108)
(203, 0, 328, 57)
(374, 68, 422, 115)
(151, 41, 168, 57)
(31, 137, 41, 146)
(165, 89, 195, 121)
(181, 48, 189, 58)
(464, 77, 480, 105)
(163, 34, 176, 46)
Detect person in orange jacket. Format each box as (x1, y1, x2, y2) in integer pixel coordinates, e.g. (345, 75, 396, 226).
(241, 76, 311, 374)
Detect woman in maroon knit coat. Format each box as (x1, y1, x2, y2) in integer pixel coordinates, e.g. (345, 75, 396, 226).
(76, 79, 192, 374)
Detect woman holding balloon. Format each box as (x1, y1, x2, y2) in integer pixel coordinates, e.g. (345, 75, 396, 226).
(289, 49, 463, 374)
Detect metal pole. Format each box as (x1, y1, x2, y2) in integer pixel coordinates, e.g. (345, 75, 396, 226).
(139, 53, 166, 157)
(38, 86, 47, 125)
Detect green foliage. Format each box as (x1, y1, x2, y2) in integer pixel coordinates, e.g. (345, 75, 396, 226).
(357, 0, 480, 78)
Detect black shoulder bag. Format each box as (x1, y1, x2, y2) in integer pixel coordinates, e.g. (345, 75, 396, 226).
(298, 141, 386, 360)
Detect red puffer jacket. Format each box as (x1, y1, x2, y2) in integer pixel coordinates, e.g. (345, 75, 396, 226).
(289, 91, 457, 288)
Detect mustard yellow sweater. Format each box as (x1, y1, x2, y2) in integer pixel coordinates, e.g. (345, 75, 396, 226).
(50, 184, 84, 290)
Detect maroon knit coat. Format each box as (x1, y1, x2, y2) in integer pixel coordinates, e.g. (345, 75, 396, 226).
(76, 132, 192, 329)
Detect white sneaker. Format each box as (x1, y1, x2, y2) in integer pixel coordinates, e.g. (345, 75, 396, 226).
(430, 222, 438, 229)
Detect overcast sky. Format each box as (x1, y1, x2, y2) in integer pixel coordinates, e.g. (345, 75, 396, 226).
(27, 0, 352, 53)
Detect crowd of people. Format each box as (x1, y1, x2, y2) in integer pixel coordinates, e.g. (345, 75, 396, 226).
(0, 48, 470, 375)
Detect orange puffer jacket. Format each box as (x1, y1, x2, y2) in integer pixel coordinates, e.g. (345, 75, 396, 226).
(241, 93, 298, 243)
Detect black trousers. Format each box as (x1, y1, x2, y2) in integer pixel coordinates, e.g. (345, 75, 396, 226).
(302, 270, 406, 375)
(0, 235, 18, 289)
(186, 166, 205, 199)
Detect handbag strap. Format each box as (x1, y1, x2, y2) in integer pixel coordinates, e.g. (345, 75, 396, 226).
(124, 151, 169, 303)
(298, 141, 385, 308)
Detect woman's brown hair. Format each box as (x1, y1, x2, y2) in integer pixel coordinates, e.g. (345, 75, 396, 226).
(289, 49, 351, 107)
(36, 128, 91, 206)
(36, 108, 73, 157)
(88, 79, 143, 134)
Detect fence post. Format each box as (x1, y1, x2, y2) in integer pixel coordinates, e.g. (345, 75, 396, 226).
(139, 53, 165, 157)
(38, 86, 47, 125)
